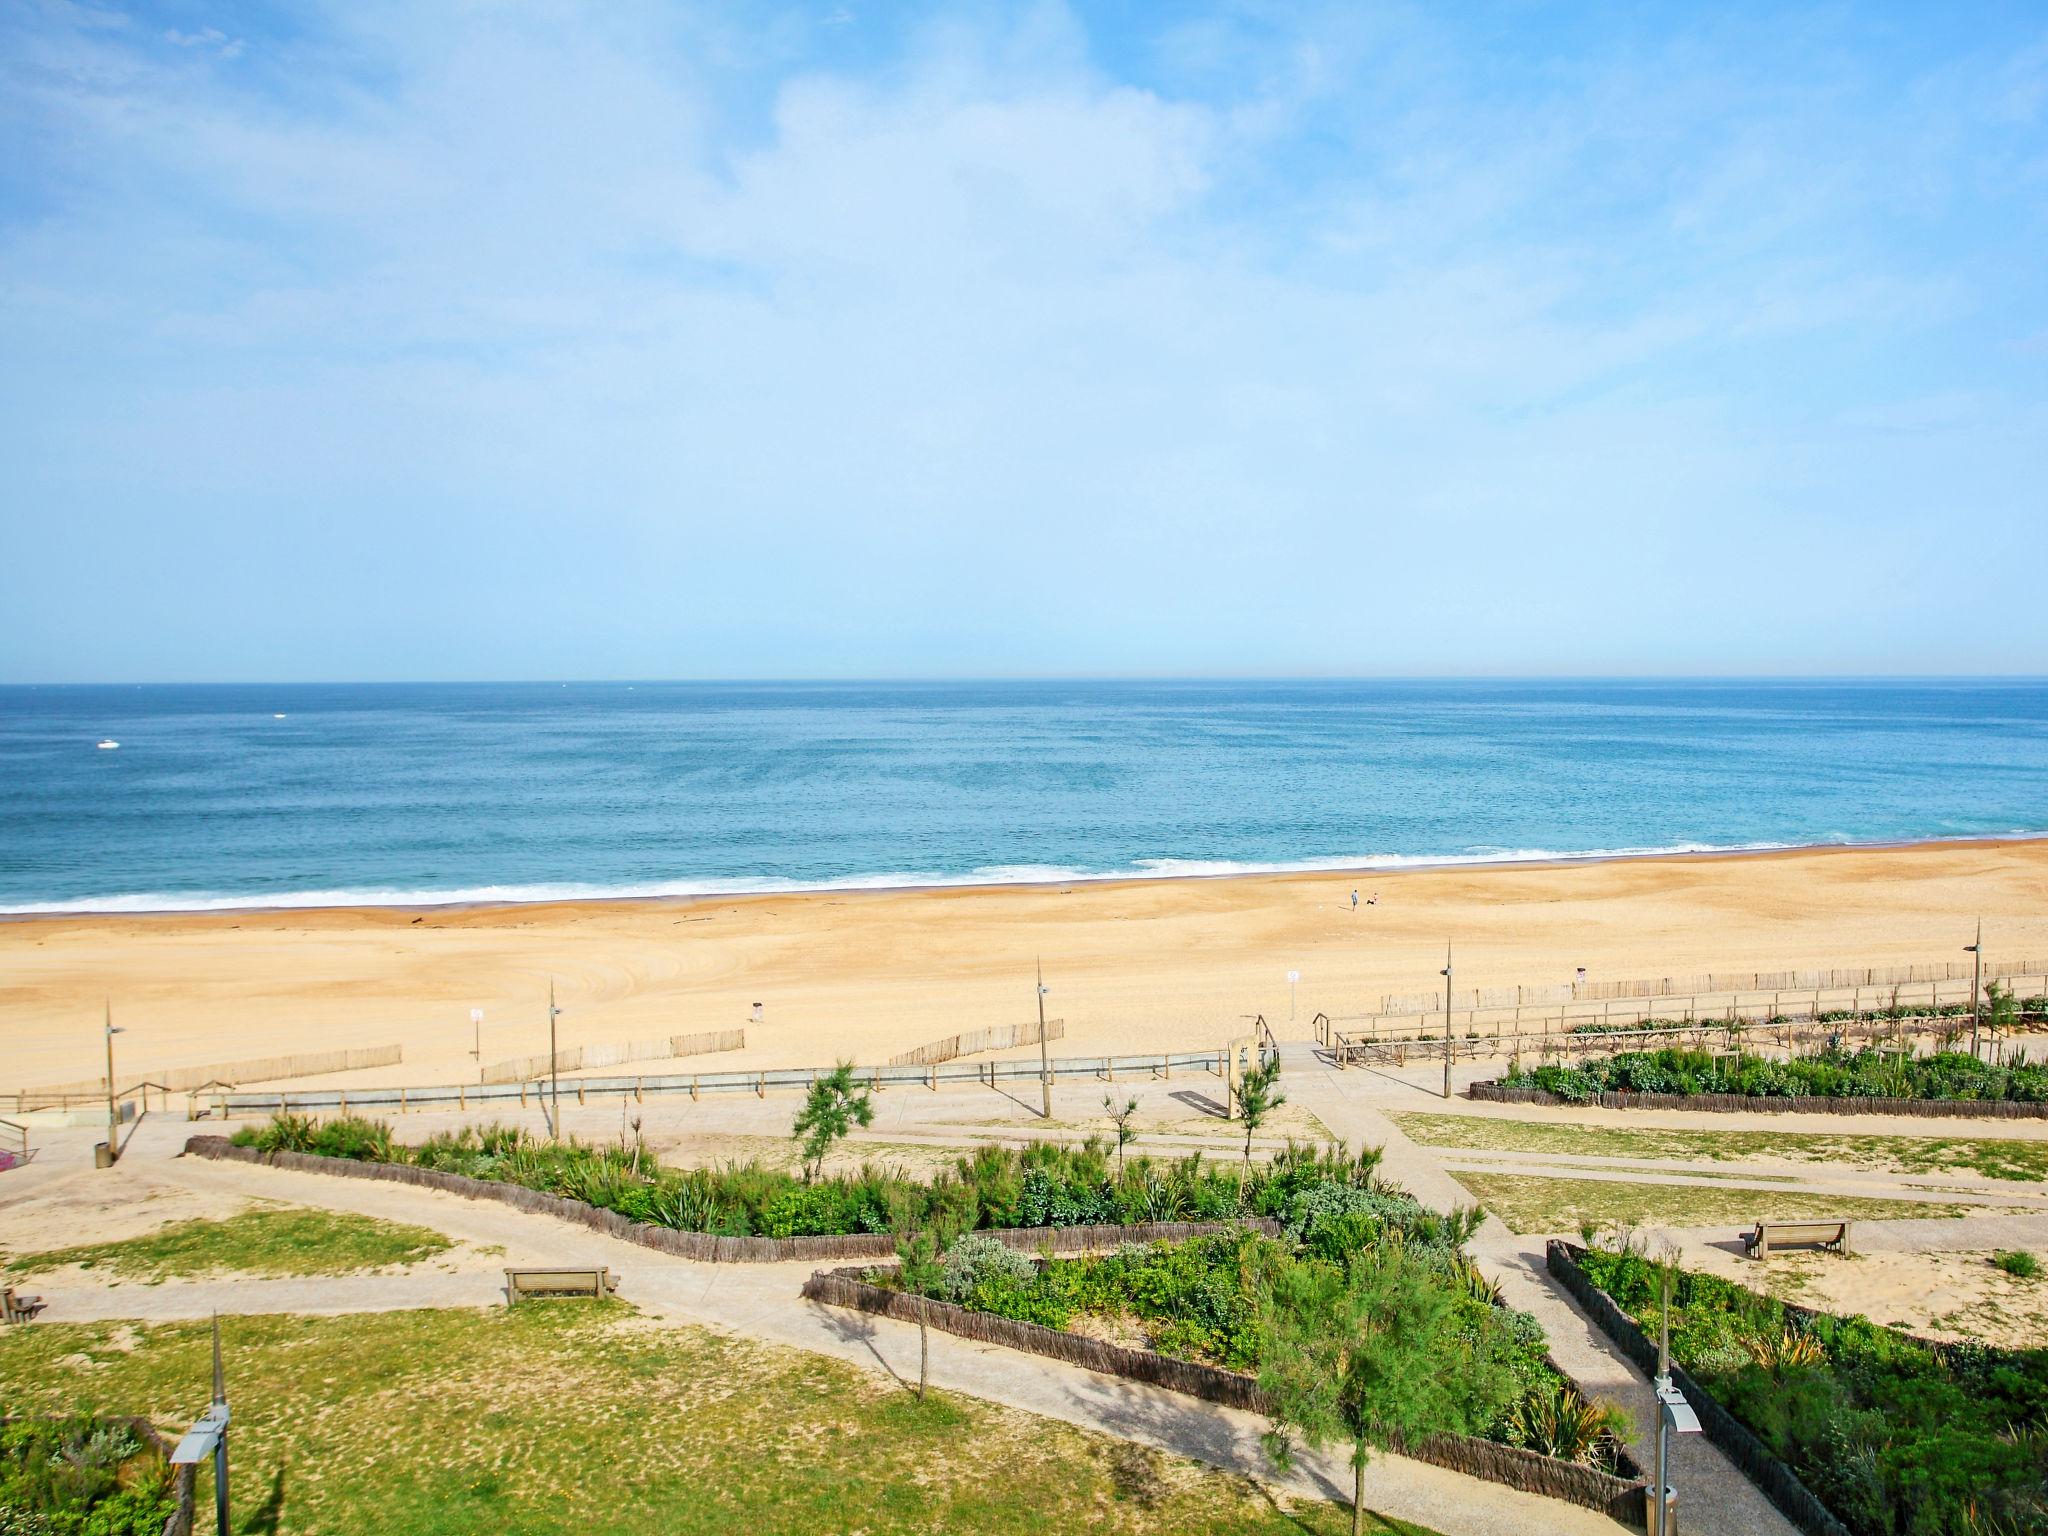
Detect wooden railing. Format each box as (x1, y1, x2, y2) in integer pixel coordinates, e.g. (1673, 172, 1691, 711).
(0, 1079, 175, 1118)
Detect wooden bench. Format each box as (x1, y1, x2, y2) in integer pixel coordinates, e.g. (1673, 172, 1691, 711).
(2, 1286, 45, 1324)
(1744, 1220, 1852, 1260)
(504, 1267, 618, 1302)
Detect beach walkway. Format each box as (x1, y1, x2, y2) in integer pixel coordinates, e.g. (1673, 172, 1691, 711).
(1276, 1041, 1799, 1536)
(46, 1031, 2048, 1533)
(7, 1122, 1619, 1536)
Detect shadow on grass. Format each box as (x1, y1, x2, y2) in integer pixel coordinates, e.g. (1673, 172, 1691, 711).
(237, 1464, 287, 1535)
(807, 1293, 910, 1391)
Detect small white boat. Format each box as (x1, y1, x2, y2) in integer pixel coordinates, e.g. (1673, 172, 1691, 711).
(97, 739, 120, 750)
(273, 713, 287, 719)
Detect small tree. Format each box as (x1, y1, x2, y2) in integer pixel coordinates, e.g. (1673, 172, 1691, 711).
(791, 1062, 873, 1183)
(1259, 1250, 1507, 1536)
(1236, 1056, 1285, 1170)
(889, 1192, 961, 1400)
(1103, 1095, 1140, 1175)
(1986, 980, 2021, 1042)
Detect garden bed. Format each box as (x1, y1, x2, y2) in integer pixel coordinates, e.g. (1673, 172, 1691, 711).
(805, 1236, 1647, 1527)
(0, 1416, 193, 1536)
(184, 1135, 1279, 1263)
(1478, 1045, 2048, 1119)
(1548, 1239, 2048, 1536)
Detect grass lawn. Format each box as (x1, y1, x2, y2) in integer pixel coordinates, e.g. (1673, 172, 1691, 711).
(1447, 1171, 2002, 1236)
(1, 1205, 451, 1283)
(1394, 1111, 2048, 1182)
(0, 1305, 1437, 1536)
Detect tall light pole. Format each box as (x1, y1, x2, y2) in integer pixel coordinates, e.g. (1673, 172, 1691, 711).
(1441, 943, 1454, 1100)
(1036, 961, 1052, 1120)
(547, 979, 563, 1139)
(172, 1314, 230, 1536)
(1286, 969, 1300, 1025)
(1652, 1270, 1701, 1536)
(103, 1003, 127, 1164)
(1967, 921, 1984, 1059)
(470, 1007, 484, 1082)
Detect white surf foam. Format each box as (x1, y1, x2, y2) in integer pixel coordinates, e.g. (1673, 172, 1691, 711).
(14, 832, 2020, 917)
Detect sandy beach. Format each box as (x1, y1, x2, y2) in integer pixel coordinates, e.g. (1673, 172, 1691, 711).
(5, 839, 2047, 1092)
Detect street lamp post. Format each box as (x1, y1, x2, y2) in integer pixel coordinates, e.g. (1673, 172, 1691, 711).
(171, 1315, 231, 1536)
(1652, 1271, 1702, 1536)
(1441, 944, 1454, 1100)
(103, 1003, 126, 1164)
(470, 1007, 484, 1082)
(547, 980, 563, 1140)
(1036, 961, 1052, 1120)
(1286, 969, 1300, 1025)
(1966, 921, 1984, 1059)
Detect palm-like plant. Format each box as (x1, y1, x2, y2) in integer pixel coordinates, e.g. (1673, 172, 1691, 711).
(1509, 1386, 1632, 1467)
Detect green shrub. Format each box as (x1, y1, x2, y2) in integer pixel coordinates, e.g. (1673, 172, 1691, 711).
(1502, 1046, 2048, 1105)
(228, 1112, 1412, 1245)
(0, 1419, 176, 1535)
(1994, 1249, 2042, 1280)
(1575, 1245, 2048, 1536)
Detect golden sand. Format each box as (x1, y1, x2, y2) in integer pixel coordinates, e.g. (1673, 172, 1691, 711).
(4, 841, 2046, 1089)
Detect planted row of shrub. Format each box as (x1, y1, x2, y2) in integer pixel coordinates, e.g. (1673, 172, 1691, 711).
(1497, 1045, 2048, 1104)
(1573, 1242, 2048, 1536)
(870, 1218, 1630, 1472)
(228, 1113, 1390, 1241)
(0, 1417, 179, 1535)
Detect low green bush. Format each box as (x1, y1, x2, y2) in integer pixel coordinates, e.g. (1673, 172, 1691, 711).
(1995, 1250, 2042, 1280)
(0, 1418, 177, 1535)
(224, 1114, 1393, 1242)
(1501, 1045, 2048, 1104)
(892, 1220, 1608, 1467)
(1576, 1244, 2048, 1535)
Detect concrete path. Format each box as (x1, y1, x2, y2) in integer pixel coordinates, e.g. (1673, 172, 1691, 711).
(10, 1120, 1619, 1536)
(1278, 1042, 1799, 1536)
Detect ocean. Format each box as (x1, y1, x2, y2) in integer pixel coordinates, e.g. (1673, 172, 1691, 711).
(1, 679, 2045, 914)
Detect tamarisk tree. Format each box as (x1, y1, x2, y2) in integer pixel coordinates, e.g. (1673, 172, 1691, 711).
(791, 1062, 874, 1183)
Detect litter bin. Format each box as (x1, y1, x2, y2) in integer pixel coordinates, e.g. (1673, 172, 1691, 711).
(94, 1141, 114, 1169)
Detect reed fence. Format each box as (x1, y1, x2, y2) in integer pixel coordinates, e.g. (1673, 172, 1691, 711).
(803, 1266, 1646, 1526)
(12, 1045, 404, 1109)
(1380, 957, 2047, 1015)
(1546, 1241, 1849, 1536)
(481, 1030, 745, 1084)
(888, 1017, 1064, 1068)
(1470, 1081, 2048, 1119)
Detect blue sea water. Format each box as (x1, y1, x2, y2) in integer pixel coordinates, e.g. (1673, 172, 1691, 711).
(1, 680, 2045, 914)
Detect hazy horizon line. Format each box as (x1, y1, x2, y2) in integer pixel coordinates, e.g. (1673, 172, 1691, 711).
(8, 672, 2048, 690)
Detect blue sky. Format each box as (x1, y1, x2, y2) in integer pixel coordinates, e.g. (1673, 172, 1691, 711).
(2, 1, 2045, 681)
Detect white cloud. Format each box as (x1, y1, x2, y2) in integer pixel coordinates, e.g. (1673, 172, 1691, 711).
(1, 2, 2044, 679)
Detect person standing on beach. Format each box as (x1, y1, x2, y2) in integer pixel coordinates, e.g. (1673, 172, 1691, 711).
(1351, 889, 1359, 912)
